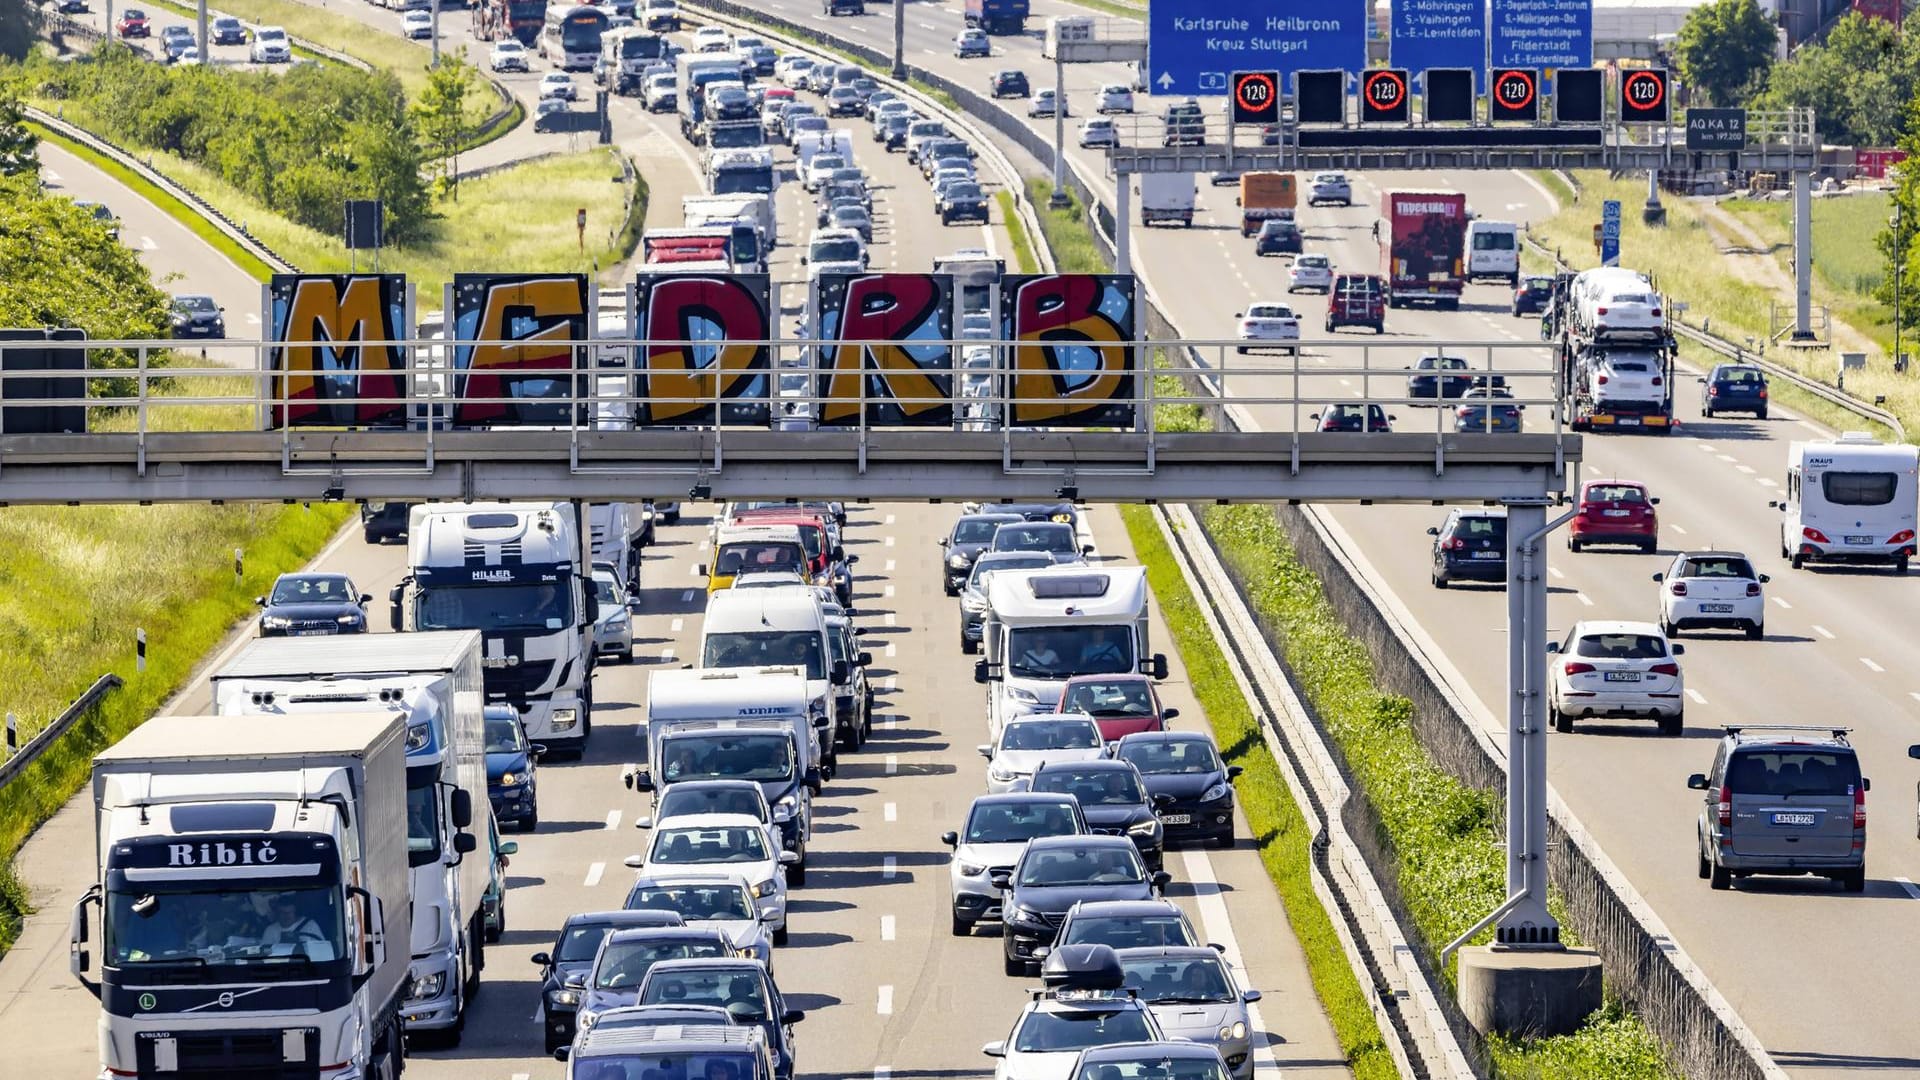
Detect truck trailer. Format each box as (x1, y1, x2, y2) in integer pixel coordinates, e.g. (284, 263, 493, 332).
(966, 0, 1027, 34)
(1382, 190, 1467, 309)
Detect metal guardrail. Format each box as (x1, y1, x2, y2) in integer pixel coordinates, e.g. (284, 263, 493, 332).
(0, 674, 123, 793)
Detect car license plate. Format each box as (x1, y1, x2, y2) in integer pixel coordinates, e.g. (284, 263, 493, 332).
(1602, 509, 1630, 517)
(1771, 812, 1816, 827)
(1471, 551, 1500, 559)
(292, 629, 331, 636)
(1160, 814, 1192, 825)
(1699, 603, 1734, 613)
(1845, 535, 1874, 545)
(1602, 671, 1641, 682)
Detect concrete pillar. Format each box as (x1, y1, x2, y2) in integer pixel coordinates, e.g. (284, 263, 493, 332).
(1499, 498, 1558, 946)
(1116, 180, 1132, 276)
(1793, 168, 1814, 340)
(891, 0, 905, 80)
(1458, 946, 1604, 1038)
(196, 0, 208, 61)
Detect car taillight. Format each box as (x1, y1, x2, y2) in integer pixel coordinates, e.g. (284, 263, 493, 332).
(1746, 582, 1762, 597)
(1597, 375, 1609, 385)
(1563, 662, 1595, 675)
(1891, 530, 1915, 545)
(1597, 306, 1609, 316)
(1803, 527, 1831, 544)
(1670, 581, 1687, 596)
(1708, 385, 1720, 396)
(1650, 662, 1680, 676)
(1651, 376, 1663, 386)
(1444, 538, 1465, 551)
(1854, 785, 1867, 829)
(1651, 308, 1662, 318)
(1717, 786, 1732, 828)
(1758, 388, 1768, 398)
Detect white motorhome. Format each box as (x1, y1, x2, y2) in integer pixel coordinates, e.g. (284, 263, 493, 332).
(391, 502, 597, 756)
(590, 502, 646, 587)
(977, 566, 1168, 733)
(210, 632, 492, 1041)
(698, 587, 844, 773)
(1464, 219, 1519, 284)
(1776, 433, 1920, 572)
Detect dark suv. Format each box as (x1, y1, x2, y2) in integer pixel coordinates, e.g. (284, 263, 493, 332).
(1691, 726, 1867, 892)
(990, 69, 1030, 98)
(1326, 274, 1385, 333)
(1699, 363, 1768, 420)
(1427, 509, 1507, 588)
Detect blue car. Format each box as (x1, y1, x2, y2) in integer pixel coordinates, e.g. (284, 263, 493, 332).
(485, 705, 543, 830)
(1701, 363, 1768, 419)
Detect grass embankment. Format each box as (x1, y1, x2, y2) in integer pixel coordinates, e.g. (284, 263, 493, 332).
(1025, 178, 1106, 272)
(996, 190, 1038, 273)
(142, 146, 639, 295)
(27, 120, 278, 280)
(1529, 172, 1920, 442)
(1722, 192, 1894, 350)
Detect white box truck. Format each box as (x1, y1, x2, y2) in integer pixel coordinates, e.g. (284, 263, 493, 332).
(72, 713, 411, 1080)
(1139, 172, 1196, 228)
(210, 631, 493, 1043)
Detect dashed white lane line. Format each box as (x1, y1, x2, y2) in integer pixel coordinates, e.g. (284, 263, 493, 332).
(876, 985, 894, 1015)
(883, 856, 898, 879)
(1670, 524, 1687, 535)
(885, 559, 897, 572)
(1178, 850, 1278, 1075)
(1772, 596, 1792, 609)
(670, 617, 684, 632)
(682, 588, 697, 602)
(884, 513, 896, 525)
(661, 646, 677, 662)
(885, 755, 899, 776)
(1896, 876, 1920, 901)
(1718, 454, 1737, 463)
(245, 313, 260, 325)
(885, 612, 897, 626)
(584, 861, 605, 888)
(1548, 567, 1565, 579)
(1685, 688, 1708, 705)
(883, 802, 898, 822)
(1575, 592, 1594, 606)
(605, 810, 622, 830)
(883, 584, 896, 598)
(512, 1073, 530, 1080)
(140, 235, 157, 250)
(1735, 464, 1756, 475)
(689, 562, 701, 577)
(1813, 624, 1836, 639)
(886, 641, 898, 657)
(883, 713, 898, 731)
(1697, 443, 1717, 453)
(42, 168, 59, 182)
(880, 915, 896, 941)
(1757, 478, 1778, 487)
(881, 676, 896, 690)
(1910, 692, 1920, 705)
(884, 535, 896, 547)
(1862, 657, 1885, 673)
(875, 1068, 893, 1080)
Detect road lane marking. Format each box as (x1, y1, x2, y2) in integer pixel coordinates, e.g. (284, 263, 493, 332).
(885, 754, 899, 775)
(885, 559, 897, 572)
(671, 618, 684, 632)
(1548, 567, 1564, 579)
(140, 236, 157, 250)
(883, 584, 896, 598)
(1772, 596, 1791, 609)
(689, 562, 701, 576)
(877, 985, 894, 1014)
(1862, 657, 1884, 672)
(605, 810, 621, 830)
(884, 801, 898, 821)
(1897, 877, 1920, 901)
(883, 856, 897, 879)
(880, 915, 896, 941)
(884, 513, 896, 525)
(1757, 478, 1777, 487)
(584, 861, 605, 887)
(1685, 688, 1707, 705)
(1575, 592, 1593, 606)
(42, 169, 59, 182)
(1735, 464, 1756, 474)
(1697, 443, 1716, 452)
(886, 641, 897, 657)
(881, 676, 896, 690)
(1670, 524, 1687, 535)
(1178, 850, 1278, 1075)
(1813, 624, 1835, 639)
(661, 646, 676, 662)
(1718, 454, 1737, 463)
(885, 612, 897, 626)
(884, 535, 896, 547)
(883, 714, 897, 731)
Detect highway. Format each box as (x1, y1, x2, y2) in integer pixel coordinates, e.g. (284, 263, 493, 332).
(727, 2, 1920, 1074)
(0, 19, 1355, 1078)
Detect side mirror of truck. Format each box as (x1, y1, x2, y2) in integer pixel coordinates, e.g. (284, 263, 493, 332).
(69, 891, 97, 991)
(697, 563, 709, 576)
(805, 767, 823, 793)
(857, 651, 873, 667)
(974, 660, 990, 684)
(636, 770, 656, 792)
(1151, 653, 1169, 680)
(453, 832, 478, 855)
(450, 789, 474, 830)
(388, 584, 405, 632)
(831, 659, 850, 683)
(582, 590, 599, 624)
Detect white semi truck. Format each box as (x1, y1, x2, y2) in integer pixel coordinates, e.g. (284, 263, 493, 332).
(390, 502, 598, 758)
(210, 631, 493, 1043)
(72, 713, 412, 1080)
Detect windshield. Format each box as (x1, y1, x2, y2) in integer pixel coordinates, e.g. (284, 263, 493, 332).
(712, 164, 774, 196)
(1018, 845, 1145, 886)
(638, 969, 768, 1018)
(417, 583, 573, 632)
(715, 541, 805, 576)
(582, 1052, 759, 1079)
(593, 939, 729, 988)
(1247, 305, 1293, 319)
(1062, 915, 1192, 949)
(660, 734, 795, 784)
(701, 631, 825, 679)
(1583, 484, 1646, 504)
(1678, 556, 1755, 579)
(406, 773, 440, 867)
(949, 183, 984, 200)
(1119, 739, 1220, 776)
(1572, 634, 1668, 660)
(483, 715, 524, 754)
(627, 884, 756, 921)
(594, 575, 621, 604)
(107, 886, 343, 967)
(1821, 471, 1898, 506)
(269, 576, 353, 605)
(258, 27, 285, 40)
(1726, 750, 1862, 797)
(1472, 231, 1515, 250)
(1032, 767, 1145, 806)
(1012, 1008, 1155, 1053)
(649, 826, 769, 866)
(558, 920, 624, 962)
(173, 295, 217, 314)
(1060, 679, 1154, 718)
(1076, 1061, 1228, 1080)
(1006, 626, 1136, 680)
(810, 239, 862, 263)
(659, 787, 764, 820)
(1002, 719, 1102, 751)
(1120, 957, 1235, 1004)
(993, 524, 1076, 554)
(618, 35, 660, 58)
(966, 801, 1079, 843)
(969, 555, 1052, 591)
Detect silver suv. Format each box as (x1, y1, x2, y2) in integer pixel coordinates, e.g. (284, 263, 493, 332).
(1691, 726, 1867, 892)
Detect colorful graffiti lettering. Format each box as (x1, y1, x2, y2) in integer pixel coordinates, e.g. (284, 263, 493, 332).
(816, 273, 954, 427)
(451, 275, 589, 426)
(1001, 274, 1136, 427)
(635, 273, 771, 426)
(267, 274, 407, 427)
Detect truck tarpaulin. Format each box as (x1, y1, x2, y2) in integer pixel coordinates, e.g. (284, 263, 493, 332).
(1384, 190, 1467, 308)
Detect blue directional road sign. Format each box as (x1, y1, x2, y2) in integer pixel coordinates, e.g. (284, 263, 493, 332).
(1491, 0, 1593, 70)
(1148, 0, 1368, 97)
(1601, 199, 1621, 267)
(1392, 0, 1487, 93)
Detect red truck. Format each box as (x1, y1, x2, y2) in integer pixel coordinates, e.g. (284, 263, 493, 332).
(1382, 190, 1467, 310)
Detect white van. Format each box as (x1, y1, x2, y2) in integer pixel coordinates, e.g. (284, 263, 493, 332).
(1776, 433, 1920, 572)
(976, 566, 1167, 734)
(699, 587, 844, 769)
(1464, 220, 1519, 285)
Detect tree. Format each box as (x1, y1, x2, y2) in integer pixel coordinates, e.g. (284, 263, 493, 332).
(411, 50, 475, 199)
(1759, 13, 1920, 145)
(1675, 0, 1778, 107)
(1877, 97, 1920, 363)
(0, 0, 43, 63)
(0, 82, 37, 179)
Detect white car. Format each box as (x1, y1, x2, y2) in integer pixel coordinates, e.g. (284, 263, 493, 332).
(174, 44, 201, 65)
(539, 72, 578, 101)
(1234, 302, 1300, 354)
(777, 55, 815, 85)
(1307, 171, 1352, 206)
(622, 871, 778, 965)
(400, 10, 432, 39)
(1028, 89, 1067, 118)
(643, 73, 677, 112)
(803, 152, 846, 193)
(1096, 84, 1134, 113)
(944, 793, 1087, 936)
(979, 714, 1106, 794)
(1287, 253, 1333, 293)
(691, 25, 730, 52)
(489, 39, 527, 71)
(1547, 620, 1686, 736)
(1655, 551, 1768, 640)
(623, 812, 797, 941)
(249, 25, 289, 63)
(985, 984, 1166, 1080)
(1077, 118, 1116, 148)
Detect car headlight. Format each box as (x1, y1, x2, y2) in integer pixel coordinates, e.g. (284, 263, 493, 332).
(771, 794, 798, 821)
(988, 766, 1020, 783)
(1009, 905, 1044, 926)
(1007, 686, 1040, 705)
(336, 613, 363, 625)
(1200, 782, 1231, 803)
(498, 771, 521, 788)
(956, 860, 986, 876)
(405, 723, 432, 752)
(260, 615, 291, 629)
(948, 552, 970, 568)
(577, 1009, 602, 1032)
(547, 987, 580, 1008)
(1129, 818, 1162, 838)
(409, 972, 446, 1002)
(961, 592, 988, 612)
(551, 707, 579, 731)
(752, 877, 779, 899)
(1222, 1021, 1248, 1041)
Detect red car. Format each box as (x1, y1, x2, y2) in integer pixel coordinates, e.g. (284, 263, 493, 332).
(1058, 674, 1177, 742)
(1568, 479, 1660, 552)
(1325, 273, 1386, 334)
(116, 8, 150, 36)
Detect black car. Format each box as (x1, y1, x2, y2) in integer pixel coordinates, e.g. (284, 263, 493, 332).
(1700, 363, 1768, 419)
(255, 572, 371, 636)
(941, 512, 1024, 594)
(1110, 731, 1240, 848)
(361, 500, 411, 543)
(1512, 275, 1554, 317)
(1427, 508, 1507, 587)
(941, 182, 990, 226)
(1405, 354, 1472, 402)
(990, 69, 1030, 98)
(485, 705, 544, 830)
(1253, 219, 1302, 256)
(533, 910, 686, 1053)
(1029, 759, 1168, 872)
(635, 959, 805, 1080)
(880, 114, 911, 150)
(996, 834, 1168, 976)
(169, 294, 226, 339)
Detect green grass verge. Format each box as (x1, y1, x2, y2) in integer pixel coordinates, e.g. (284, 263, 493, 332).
(28, 120, 276, 282)
(1058, 0, 1144, 16)
(1025, 179, 1107, 273)
(138, 146, 636, 298)
(610, 162, 652, 270)
(1118, 504, 1398, 1080)
(997, 190, 1039, 274)
(1721, 193, 1895, 358)
(1530, 169, 1577, 209)
(463, 87, 526, 155)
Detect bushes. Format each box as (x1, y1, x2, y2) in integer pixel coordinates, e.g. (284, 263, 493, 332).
(25, 44, 433, 243)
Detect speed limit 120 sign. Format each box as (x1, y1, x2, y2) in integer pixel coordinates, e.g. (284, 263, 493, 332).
(1361, 68, 1409, 123)
(1231, 71, 1280, 125)
(1490, 68, 1538, 122)
(1620, 68, 1669, 123)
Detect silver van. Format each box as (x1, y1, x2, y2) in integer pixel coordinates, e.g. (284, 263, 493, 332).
(1691, 726, 1867, 892)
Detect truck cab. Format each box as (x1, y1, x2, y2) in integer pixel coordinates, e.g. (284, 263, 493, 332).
(976, 566, 1167, 735)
